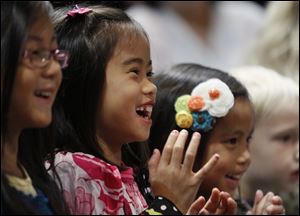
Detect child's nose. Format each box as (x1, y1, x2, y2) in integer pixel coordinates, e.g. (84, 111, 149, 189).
(238, 148, 251, 166)
(43, 60, 62, 81)
(143, 79, 157, 98)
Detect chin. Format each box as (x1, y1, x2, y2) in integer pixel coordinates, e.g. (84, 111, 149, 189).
(132, 131, 150, 142)
(224, 187, 237, 197)
(283, 183, 297, 194)
(32, 113, 52, 128)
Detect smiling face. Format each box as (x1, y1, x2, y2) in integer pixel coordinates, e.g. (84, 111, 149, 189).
(243, 103, 299, 194)
(196, 97, 254, 198)
(96, 34, 157, 147)
(7, 16, 62, 131)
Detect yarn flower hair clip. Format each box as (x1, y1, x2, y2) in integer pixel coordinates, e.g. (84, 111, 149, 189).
(174, 78, 234, 132)
(67, 4, 92, 17)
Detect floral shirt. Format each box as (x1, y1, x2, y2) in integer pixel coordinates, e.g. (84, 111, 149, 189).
(48, 151, 148, 215)
(49, 151, 182, 215)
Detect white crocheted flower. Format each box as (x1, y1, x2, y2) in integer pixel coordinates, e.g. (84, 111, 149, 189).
(191, 78, 234, 117)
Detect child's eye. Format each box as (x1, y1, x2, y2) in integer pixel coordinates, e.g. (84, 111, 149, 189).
(246, 135, 252, 144)
(130, 69, 139, 74)
(31, 50, 45, 57)
(147, 71, 154, 77)
(278, 134, 292, 143)
(225, 138, 238, 145)
(246, 136, 252, 149)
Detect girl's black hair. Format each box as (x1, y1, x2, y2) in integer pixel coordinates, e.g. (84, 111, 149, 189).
(1, 1, 68, 214)
(149, 63, 250, 165)
(52, 5, 150, 169)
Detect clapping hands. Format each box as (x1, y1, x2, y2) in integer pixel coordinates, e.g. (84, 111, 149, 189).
(148, 129, 220, 214)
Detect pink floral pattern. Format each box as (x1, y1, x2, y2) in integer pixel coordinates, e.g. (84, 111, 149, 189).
(63, 186, 95, 215)
(48, 152, 148, 215)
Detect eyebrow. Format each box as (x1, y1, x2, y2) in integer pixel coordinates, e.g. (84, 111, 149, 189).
(272, 127, 299, 136)
(232, 130, 244, 136)
(233, 128, 254, 137)
(27, 35, 56, 43)
(122, 57, 152, 67)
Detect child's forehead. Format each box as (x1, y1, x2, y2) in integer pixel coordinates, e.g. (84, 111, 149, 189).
(26, 16, 56, 46)
(30, 14, 52, 32)
(113, 34, 150, 56)
(259, 104, 299, 127)
(212, 98, 254, 136)
(116, 32, 148, 47)
(256, 98, 299, 124)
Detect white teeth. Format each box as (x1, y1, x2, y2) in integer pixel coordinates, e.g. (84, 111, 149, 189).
(145, 106, 152, 113)
(35, 90, 51, 98)
(136, 107, 143, 111)
(136, 105, 153, 112)
(226, 174, 241, 180)
(136, 105, 153, 118)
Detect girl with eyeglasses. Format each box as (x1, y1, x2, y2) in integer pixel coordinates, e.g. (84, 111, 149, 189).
(1, 1, 69, 214)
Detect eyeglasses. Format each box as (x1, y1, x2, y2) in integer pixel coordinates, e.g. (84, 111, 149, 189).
(23, 49, 69, 69)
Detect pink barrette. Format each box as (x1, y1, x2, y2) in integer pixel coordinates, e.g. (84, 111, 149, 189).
(67, 5, 92, 17)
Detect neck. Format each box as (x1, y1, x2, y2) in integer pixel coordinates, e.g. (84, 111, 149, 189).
(96, 135, 122, 166)
(240, 178, 257, 203)
(2, 127, 24, 178)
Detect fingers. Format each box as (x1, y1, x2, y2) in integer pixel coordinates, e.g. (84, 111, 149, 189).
(204, 187, 221, 213)
(170, 130, 188, 168)
(182, 132, 201, 171)
(224, 197, 237, 215)
(215, 191, 237, 215)
(194, 153, 220, 180)
(267, 195, 285, 215)
(255, 189, 264, 204)
(148, 149, 161, 174)
(256, 192, 274, 214)
(246, 210, 253, 215)
(271, 195, 283, 205)
(160, 130, 179, 165)
(252, 189, 264, 214)
(266, 204, 285, 215)
(215, 191, 229, 214)
(186, 196, 206, 215)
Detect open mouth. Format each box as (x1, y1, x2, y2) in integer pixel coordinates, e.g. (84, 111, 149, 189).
(34, 90, 52, 99)
(136, 105, 152, 120)
(34, 90, 54, 105)
(290, 170, 299, 180)
(225, 173, 241, 181)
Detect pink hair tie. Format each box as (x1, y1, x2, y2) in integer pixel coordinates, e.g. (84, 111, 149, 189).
(67, 5, 92, 17)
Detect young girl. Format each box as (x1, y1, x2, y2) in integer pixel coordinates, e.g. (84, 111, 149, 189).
(48, 5, 221, 215)
(230, 66, 299, 214)
(149, 63, 285, 215)
(1, 1, 69, 214)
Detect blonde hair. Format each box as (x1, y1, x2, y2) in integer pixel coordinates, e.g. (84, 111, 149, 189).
(230, 66, 299, 123)
(246, 1, 299, 83)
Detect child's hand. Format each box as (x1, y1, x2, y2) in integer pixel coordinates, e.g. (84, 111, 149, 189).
(247, 190, 285, 215)
(148, 129, 220, 214)
(187, 188, 237, 215)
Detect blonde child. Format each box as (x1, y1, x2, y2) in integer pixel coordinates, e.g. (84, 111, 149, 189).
(230, 65, 299, 214)
(47, 5, 222, 215)
(1, 1, 69, 214)
(149, 63, 285, 215)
